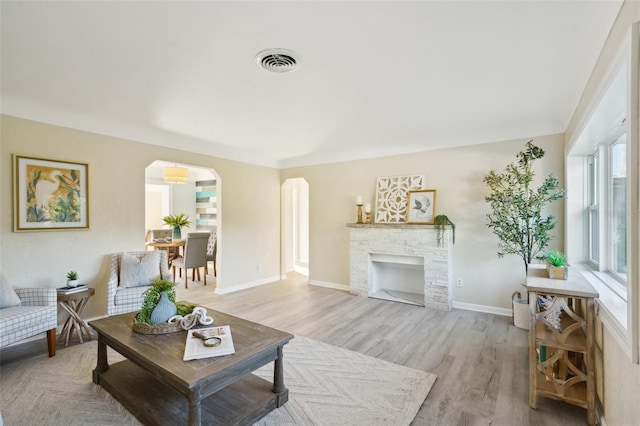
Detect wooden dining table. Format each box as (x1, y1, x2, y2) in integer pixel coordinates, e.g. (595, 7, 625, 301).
(146, 240, 185, 264)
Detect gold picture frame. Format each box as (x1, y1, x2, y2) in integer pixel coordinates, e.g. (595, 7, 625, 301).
(13, 154, 89, 231)
(406, 189, 436, 224)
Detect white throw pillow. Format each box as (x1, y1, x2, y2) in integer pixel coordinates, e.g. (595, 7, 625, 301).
(119, 251, 161, 288)
(0, 275, 22, 308)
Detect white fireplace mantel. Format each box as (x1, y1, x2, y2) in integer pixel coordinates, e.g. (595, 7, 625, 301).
(347, 223, 453, 311)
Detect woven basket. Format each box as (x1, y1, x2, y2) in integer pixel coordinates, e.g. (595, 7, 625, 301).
(132, 315, 182, 335)
(512, 291, 530, 330)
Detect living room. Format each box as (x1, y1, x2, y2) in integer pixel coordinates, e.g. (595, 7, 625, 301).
(1, 1, 639, 425)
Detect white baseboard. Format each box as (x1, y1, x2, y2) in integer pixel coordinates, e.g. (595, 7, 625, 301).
(452, 301, 512, 317)
(307, 280, 349, 292)
(301, 284, 512, 315)
(214, 275, 281, 294)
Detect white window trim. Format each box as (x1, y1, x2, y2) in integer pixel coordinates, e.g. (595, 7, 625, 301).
(566, 23, 639, 363)
(627, 22, 640, 364)
(577, 264, 629, 354)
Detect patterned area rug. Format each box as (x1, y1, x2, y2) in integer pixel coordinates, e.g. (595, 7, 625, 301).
(1, 336, 436, 425)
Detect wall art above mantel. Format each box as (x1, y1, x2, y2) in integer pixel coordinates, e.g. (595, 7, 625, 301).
(374, 174, 424, 223)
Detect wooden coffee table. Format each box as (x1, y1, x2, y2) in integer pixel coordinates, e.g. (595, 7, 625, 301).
(89, 306, 293, 426)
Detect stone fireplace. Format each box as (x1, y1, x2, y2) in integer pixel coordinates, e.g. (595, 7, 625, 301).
(347, 223, 453, 311)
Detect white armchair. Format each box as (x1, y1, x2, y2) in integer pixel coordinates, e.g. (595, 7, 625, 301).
(0, 287, 57, 357)
(107, 250, 172, 316)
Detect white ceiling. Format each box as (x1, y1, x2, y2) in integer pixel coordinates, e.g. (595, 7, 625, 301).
(1, 1, 623, 168)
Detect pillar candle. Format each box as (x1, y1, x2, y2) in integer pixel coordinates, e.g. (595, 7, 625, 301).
(364, 203, 371, 213)
(356, 195, 362, 205)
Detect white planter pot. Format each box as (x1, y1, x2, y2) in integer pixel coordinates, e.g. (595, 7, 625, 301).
(512, 291, 530, 330)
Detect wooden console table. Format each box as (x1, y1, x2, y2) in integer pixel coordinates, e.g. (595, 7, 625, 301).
(526, 264, 599, 426)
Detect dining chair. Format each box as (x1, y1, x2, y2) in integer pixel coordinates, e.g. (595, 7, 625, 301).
(172, 232, 209, 288)
(206, 232, 217, 277)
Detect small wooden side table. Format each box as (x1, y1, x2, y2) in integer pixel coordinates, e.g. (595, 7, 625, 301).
(526, 264, 599, 426)
(57, 287, 95, 346)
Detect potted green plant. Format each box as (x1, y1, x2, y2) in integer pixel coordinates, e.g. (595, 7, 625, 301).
(66, 270, 79, 288)
(434, 214, 455, 247)
(135, 279, 194, 326)
(484, 140, 565, 329)
(484, 140, 565, 274)
(162, 213, 192, 241)
(546, 250, 569, 280)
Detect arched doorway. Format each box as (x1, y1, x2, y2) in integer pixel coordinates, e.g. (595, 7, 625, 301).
(281, 178, 309, 277)
(145, 160, 221, 284)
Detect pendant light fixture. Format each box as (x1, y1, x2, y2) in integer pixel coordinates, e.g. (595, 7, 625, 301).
(163, 165, 188, 184)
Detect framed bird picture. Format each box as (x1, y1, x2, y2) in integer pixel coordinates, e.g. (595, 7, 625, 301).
(406, 189, 436, 224)
(13, 155, 89, 231)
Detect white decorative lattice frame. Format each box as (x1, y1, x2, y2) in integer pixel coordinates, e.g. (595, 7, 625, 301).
(374, 175, 425, 223)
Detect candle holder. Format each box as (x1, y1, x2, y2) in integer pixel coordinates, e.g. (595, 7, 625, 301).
(365, 211, 372, 224)
(356, 204, 364, 224)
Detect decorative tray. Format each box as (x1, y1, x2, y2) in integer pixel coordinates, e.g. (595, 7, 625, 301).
(132, 317, 182, 335)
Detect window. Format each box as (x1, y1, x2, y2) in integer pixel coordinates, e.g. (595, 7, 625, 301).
(586, 132, 627, 289)
(610, 135, 627, 280)
(588, 154, 599, 264)
(567, 23, 638, 363)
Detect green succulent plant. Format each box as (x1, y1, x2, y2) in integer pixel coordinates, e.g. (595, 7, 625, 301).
(546, 251, 568, 267)
(66, 271, 78, 280)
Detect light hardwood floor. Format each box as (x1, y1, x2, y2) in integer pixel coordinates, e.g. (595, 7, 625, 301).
(173, 272, 588, 426)
(2, 272, 589, 425)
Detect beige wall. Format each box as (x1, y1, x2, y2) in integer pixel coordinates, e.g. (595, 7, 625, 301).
(282, 133, 565, 310)
(564, 2, 640, 424)
(603, 330, 640, 425)
(0, 115, 281, 320)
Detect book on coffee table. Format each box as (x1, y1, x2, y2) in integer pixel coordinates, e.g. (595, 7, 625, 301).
(57, 284, 88, 294)
(183, 325, 235, 361)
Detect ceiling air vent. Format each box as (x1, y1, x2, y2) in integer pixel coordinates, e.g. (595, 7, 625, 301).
(256, 49, 301, 73)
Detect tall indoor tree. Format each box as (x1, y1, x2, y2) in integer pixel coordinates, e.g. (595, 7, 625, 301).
(484, 140, 565, 274)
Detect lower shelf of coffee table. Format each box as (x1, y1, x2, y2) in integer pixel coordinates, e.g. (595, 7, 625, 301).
(98, 360, 280, 426)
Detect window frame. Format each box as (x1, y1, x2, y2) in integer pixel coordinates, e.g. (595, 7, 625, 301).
(607, 134, 627, 283)
(586, 131, 628, 297)
(587, 152, 599, 266)
(567, 23, 638, 364)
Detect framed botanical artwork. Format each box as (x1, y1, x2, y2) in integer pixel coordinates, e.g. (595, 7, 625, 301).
(374, 175, 425, 223)
(13, 155, 89, 231)
(406, 189, 436, 224)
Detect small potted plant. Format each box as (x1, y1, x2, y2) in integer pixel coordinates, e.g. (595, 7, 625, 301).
(162, 213, 192, 241)
(66, 271, 79, 288)
(133, 279, 194, 333)
(434, 214, 455, 247)
(546, 251, 569, 280)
